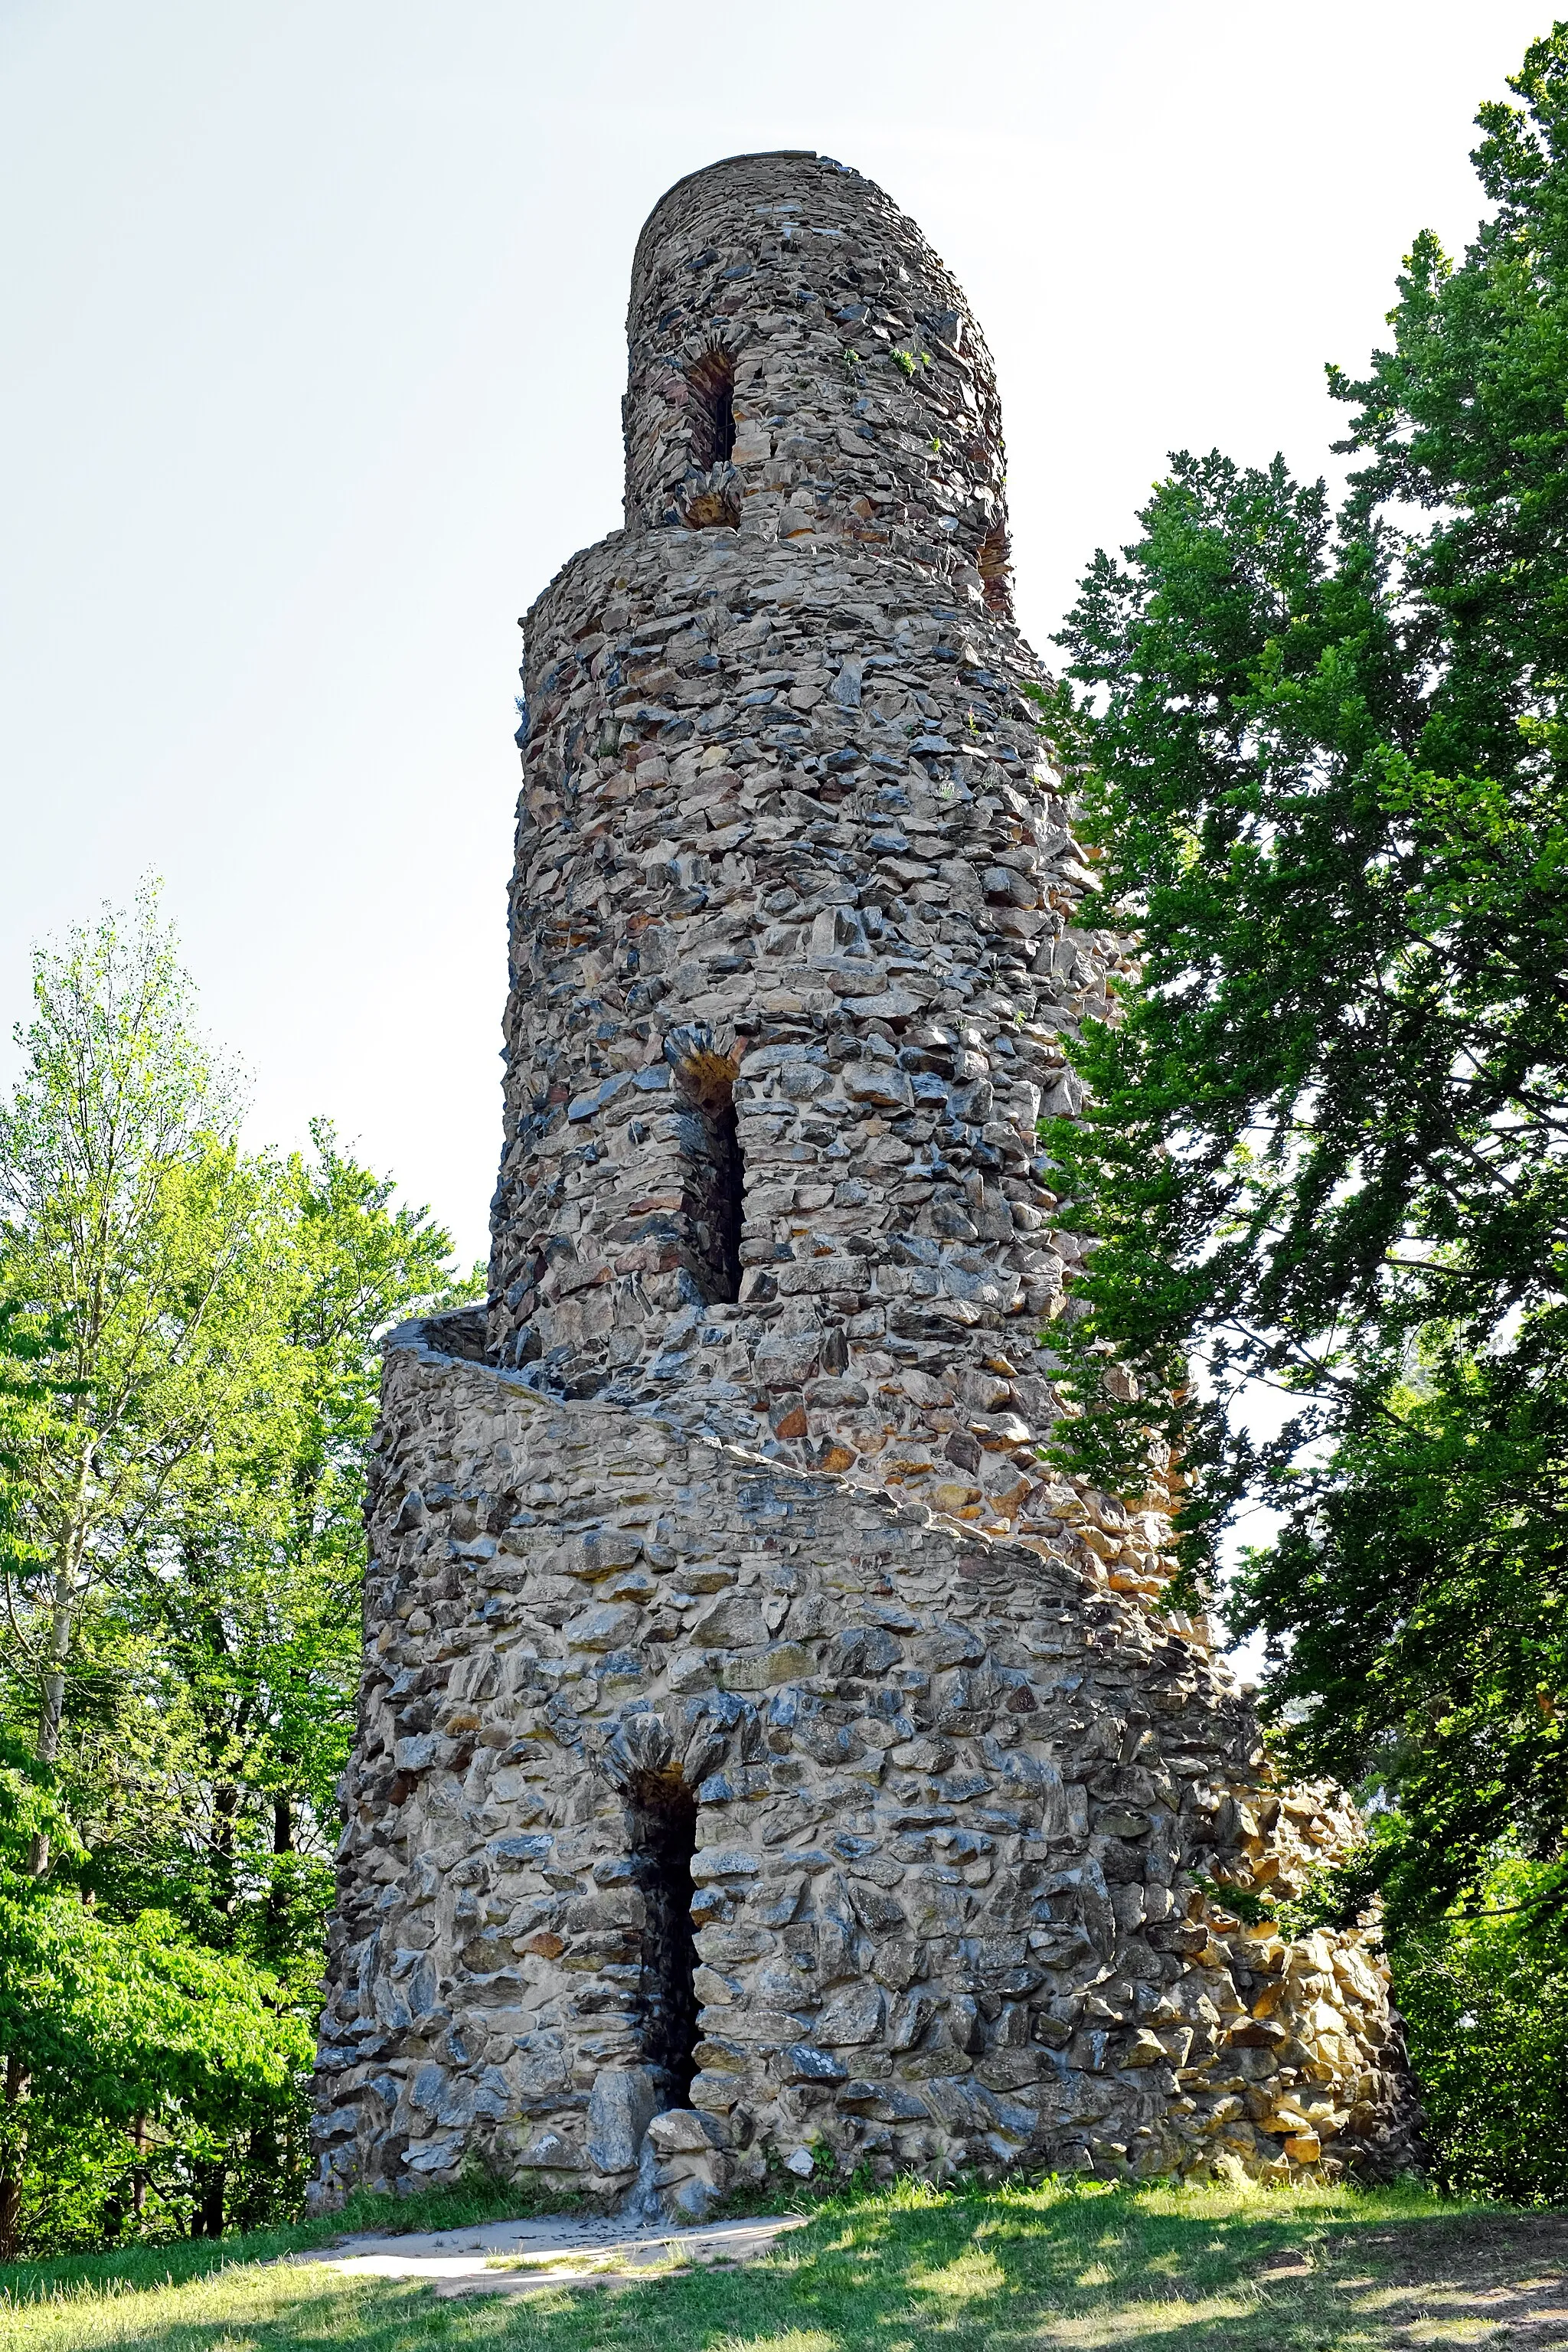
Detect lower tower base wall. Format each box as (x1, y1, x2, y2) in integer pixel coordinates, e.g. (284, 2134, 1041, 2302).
(309, 1318, 1413, 2213)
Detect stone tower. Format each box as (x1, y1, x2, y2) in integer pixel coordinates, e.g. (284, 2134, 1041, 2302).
(309, 152, 1411, 2213)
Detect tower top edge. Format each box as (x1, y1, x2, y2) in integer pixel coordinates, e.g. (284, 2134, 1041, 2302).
(618, 145, 1007, 580)
(631, 149, 888, 271)
(639, 149, 825, 227)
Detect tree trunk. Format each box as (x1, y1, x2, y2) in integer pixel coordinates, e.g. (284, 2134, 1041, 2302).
(6, 1532, 82, 2238)
(211, 1781, 239, 1922)
(31, 1462, 90, 1877)
(261, 1790, 295, 1964)
(194, 2159, 226, 2239)
(0, 2054, 29, 2262)
(29, 1558, 78, 1876)
(242, 2116, 279, 2230)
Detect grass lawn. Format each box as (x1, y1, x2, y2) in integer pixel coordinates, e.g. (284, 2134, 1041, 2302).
(4, 2174, 1567, 2351)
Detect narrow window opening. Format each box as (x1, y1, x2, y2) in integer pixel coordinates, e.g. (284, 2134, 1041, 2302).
(687, 348, 737, 469)
(626, 1771, 699, 2110)
(673, 1051, 744, 1305)
(711, 1093, 743, 1303)
(978, 521, 1014, 619)
(712, 375, 736, 463)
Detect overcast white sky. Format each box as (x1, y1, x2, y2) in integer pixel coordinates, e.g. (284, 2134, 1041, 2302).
(2, 0, 1552, 1268)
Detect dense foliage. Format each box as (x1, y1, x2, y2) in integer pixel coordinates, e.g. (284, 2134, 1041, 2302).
(1045, 25, 1568, 1942)
(1041, 27, 1568, 2195)
(1391, 1857, 1568, 2203)
(0, 1739, 311, 2249)
(0, 890, 475, 2254)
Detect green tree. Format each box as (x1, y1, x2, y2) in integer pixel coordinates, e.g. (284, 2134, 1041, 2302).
(0, 886, 292, 1832)
(0, 1736, 311, 2256)
(96, 1125, 475, 1977)
(1390, 1855, 1568, 2203)
(0, 891, 476, 2249)
(1045, 28, 1568, 1942)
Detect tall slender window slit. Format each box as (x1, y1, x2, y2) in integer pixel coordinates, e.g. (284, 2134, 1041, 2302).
(626, 1772, 699, 2110)
(688, 348, 737, 469)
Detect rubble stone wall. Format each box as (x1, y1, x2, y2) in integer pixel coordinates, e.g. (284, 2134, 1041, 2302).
(311, 151, 1414, 2212)
(488, 152, 1106, 1561)
(620, 151, 1010, 586)
(310, 1324, 1410, 2210)
(488, 510, 1129, 1554)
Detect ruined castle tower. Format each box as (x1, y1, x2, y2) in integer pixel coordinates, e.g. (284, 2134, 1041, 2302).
(309, 152, 1411, 2213)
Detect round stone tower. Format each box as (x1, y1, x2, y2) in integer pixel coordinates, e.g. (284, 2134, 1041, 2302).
(309, 153, 1413, 2215)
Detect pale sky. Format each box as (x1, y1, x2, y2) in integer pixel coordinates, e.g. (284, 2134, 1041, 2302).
(2, 0, 1552, 1268)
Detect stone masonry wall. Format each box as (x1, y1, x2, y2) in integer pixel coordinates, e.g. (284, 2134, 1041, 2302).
(488, 154, 1095, 1566)
(620, 151, 1009, 597)
(488, 514, 1138, 1560)
(311, 1323, 1410, 2210)
(311, 152, 1413, 2212)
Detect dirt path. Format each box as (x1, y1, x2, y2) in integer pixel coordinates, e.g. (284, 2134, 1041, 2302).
(289, 2210, 806, 2297)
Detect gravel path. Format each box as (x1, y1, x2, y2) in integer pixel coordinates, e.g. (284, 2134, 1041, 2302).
(291, 2211, 806, 2297)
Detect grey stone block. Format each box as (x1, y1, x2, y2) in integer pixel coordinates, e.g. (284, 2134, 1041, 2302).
(586, 2067, 659, 2175)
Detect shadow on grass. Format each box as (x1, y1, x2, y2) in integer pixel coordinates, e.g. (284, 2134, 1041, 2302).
(15, 2175, 1561, 2352)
